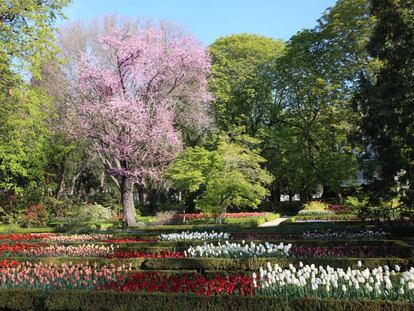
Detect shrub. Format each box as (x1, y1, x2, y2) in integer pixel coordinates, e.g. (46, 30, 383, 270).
(0, 194, 21, 224)
(67, 203, 113, 225)
(295, 214, 358, 221)
(297, 210, 334, 216)
(327, 204, 351, 214)
(302, 201, 328, 211)
(346, 196, 402, 222)
(43, 197, 77, 218)
(22, 204, 48, 228)
(154, 211, 179, 225)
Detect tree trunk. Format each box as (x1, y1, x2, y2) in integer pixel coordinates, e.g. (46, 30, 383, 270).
(55, 175, 65, 200)
(120, 176, 137, 226)
(270, 183, 281, 211)
(69, 173, 80, 196)
(216, 206, 227, 224)
(54, 157, 67, 199)
(99, 171, 105, 192)
(336, 192, 343, 205)
(137, 184, 145, 206)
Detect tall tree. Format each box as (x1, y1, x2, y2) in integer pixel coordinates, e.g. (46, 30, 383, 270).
(209, 34, 284, 134)
(0, 0, 70, 90)
(0, 88, 50, 192)
(0, 0, 69, 192)
(265, 0, 376, 202)
(73, 22, 211, 226)
(354, 0, 414, 206)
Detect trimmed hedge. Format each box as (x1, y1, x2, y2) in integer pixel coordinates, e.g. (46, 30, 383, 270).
(142, 257, 414, 271)
(289, 297, 414, 311)
(4, 256, 414, 271)
(295, 214, 359, 221)
(101, 239, 409, 248)
(0, 289, 412, 311)
(105, 222, 381, 235)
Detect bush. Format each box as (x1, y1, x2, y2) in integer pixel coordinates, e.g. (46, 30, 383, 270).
(22, 204, 48, 228)
(67, 203, 113, 225)
(327, 204, 352, 214)
(295, 214, 358, 221)
(302, 201, 328, 211)
(297, 210, 334, 216)
(346, 195, 402, 222)
(43, 197, 71, 218)
(154, 211, 179, 225)
(271, 201, 302, 215)
(0, 192, 20, 224)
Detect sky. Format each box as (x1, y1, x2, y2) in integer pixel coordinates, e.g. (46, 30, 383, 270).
(63, 0, 337, 45)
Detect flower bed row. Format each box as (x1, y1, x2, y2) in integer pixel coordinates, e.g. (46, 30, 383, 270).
(0, 241, 410, 259)
(254, 262, 414, 302)
(2, 259, 414, 303)
(157, 229, 388, 242)
(0, 260, 253, 295)
(185, 241, 291, 259)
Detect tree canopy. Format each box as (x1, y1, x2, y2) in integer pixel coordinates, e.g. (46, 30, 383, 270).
(209, 34, 284, 134)
(353, 0, 414, 206)
(167, 130, 273, 221)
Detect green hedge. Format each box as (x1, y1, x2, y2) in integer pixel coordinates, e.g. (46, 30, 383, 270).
(35, 239, 411, 255)
(106, 221, 382, 235)
(295, 214, 359, 221)
(4, 256, 413, 271)
(0, 289, 412, 311)
(224, 213, 280, 226)
(0, 226, 55, 234)
(289, 297, 414, 311)
(142, 257, 414, 271)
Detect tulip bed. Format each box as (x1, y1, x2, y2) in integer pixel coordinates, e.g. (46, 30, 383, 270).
(0, 225, 413, 310)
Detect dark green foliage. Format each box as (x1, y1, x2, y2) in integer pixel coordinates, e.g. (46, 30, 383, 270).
(264, 0, 375, 201)
(353, 0, 414, 207)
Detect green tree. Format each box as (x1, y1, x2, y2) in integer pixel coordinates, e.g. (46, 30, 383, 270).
(166, 131, 273, 223)
(353, 0, 414, 207)
(0, 87, 50, 192)
(0, 0, 69, 89)
(209, 34, 284, 134)
(0, 0, 69, 192)
(265, 0, 375, 203)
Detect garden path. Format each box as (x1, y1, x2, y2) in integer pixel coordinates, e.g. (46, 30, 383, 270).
(258, 216, 291, 227)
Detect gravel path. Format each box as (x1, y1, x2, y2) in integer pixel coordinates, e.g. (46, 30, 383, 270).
(258, 216, 291, 227)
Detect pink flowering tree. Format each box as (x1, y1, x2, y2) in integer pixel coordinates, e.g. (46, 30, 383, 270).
(74, 24, 211, 226)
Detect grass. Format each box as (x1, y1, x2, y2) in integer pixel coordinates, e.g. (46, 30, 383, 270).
(0, 225, 55, 233)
